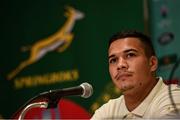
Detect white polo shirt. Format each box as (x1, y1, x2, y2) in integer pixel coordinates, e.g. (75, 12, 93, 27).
(91, 77, 180, 119)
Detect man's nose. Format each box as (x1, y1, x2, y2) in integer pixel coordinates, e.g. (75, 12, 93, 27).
(117, 58, 128, 70)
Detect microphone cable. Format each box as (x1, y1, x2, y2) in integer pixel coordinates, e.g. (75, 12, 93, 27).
(168, 57, 180, 115)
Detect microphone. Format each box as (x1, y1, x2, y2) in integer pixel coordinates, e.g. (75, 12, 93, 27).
(11, 83, 93, 118)
(39, 82, 93, 99)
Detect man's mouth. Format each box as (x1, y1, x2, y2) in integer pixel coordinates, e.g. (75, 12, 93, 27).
(115, 72, 133, 80)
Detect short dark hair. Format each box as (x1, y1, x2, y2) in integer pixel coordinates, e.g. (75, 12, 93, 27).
(108, 30, 156, 57)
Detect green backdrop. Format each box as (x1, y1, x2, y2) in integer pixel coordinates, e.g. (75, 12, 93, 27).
(0, 0, 144, 118)
(149, 0, 180, 82)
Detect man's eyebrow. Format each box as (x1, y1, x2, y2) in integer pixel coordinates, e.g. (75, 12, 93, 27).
(108, 55, 115, 59)
(124, 49, 138, 53)
(108, 49, 138, 59)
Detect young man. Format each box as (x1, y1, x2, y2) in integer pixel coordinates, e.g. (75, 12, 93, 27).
(91, 30, 180, 119)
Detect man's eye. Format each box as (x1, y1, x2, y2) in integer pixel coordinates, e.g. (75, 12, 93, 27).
(109, 58, 117, 64)
(127, 53, 136, 58)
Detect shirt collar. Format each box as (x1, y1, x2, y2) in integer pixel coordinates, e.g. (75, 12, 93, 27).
(121, 77, 163, 117)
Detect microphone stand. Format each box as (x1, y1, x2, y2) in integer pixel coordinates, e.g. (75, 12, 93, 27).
(18, 102, 48, 120)
(14, 91, 62, 120)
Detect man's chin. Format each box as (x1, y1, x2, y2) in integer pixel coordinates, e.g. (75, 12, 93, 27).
(120, 86, 134, 94)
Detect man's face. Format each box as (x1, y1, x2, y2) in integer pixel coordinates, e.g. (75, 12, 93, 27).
(108, 38, 157, 95)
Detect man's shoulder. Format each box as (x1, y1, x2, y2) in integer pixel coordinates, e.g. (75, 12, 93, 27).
(153, 78, 180, 104)
(157, 77, 180, 93)
(148, 78, 180, 118)
(91, 96, 125, 119)
(108, 95, 124, 103)
(98, 95, 124, 109)
(161, 81, 180, 93)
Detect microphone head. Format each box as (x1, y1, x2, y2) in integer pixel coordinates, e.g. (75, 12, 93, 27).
(80, 82, 93, 98)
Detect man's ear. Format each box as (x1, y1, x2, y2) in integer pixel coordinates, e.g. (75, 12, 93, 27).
(149, 56, 158, 72)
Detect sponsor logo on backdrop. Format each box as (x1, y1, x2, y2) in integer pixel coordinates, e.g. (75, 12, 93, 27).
(14, 69, 79, 89)
(7, 6, 84, 89)
(158, 32, 174, 45)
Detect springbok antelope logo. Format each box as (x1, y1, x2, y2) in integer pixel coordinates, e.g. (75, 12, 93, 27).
(7, 6, 84, 80)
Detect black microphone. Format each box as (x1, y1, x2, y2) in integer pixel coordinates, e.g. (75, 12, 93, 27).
(39, 82, 93, 99)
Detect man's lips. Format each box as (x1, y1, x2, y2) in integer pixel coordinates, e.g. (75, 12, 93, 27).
(115, 72, 133, 80)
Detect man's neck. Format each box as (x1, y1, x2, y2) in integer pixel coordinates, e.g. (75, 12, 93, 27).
(123, 78, 158, 112)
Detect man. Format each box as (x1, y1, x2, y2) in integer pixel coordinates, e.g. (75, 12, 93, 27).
(91, 30, 180, 119)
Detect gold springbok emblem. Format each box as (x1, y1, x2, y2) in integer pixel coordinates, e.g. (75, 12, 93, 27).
(7, 6, 84, 80)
